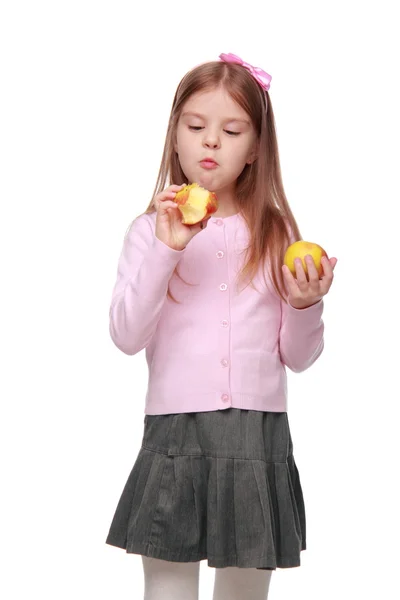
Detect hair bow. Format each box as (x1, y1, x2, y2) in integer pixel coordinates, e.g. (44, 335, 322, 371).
(219, 53, 272, 91)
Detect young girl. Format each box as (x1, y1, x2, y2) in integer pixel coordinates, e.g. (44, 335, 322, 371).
(105, 52, 337, 600)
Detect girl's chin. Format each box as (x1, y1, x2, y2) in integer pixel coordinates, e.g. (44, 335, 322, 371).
(196, 172, 222, 192)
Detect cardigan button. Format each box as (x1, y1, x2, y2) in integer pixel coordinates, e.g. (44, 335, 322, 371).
(216, 251, 224, 258)
(221, 394, 229, 402)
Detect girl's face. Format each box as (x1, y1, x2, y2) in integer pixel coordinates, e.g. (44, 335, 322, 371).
(174, 86, 258, 198)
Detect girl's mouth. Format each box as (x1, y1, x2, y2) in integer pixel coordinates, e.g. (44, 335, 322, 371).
(200, 160, 218, 169)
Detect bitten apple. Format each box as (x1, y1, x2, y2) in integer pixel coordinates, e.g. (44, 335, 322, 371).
(284, 241, 328, 278)
(174, 183, 218, 225)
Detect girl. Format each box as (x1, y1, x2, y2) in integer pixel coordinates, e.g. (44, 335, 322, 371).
(105, 53, 337, 600)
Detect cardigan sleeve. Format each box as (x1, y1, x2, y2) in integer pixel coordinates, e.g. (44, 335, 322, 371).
(109, 215, 185, 355)
(279, 298, 324, 372)
(278, 218, 325, 372)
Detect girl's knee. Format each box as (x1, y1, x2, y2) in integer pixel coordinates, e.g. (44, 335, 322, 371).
(142, 556, 200, 600)
(213, 566, 272, 600)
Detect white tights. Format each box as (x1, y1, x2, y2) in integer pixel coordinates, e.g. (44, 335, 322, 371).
(142, 556, 272, 600)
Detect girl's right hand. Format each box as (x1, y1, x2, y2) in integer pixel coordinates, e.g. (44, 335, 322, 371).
(154, 184, 211, 251)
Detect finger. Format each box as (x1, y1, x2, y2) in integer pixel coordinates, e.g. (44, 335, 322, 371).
(282, 264, 300, 296)
(155, 196, 178, 214)
(167, 183, 187, 192)
(321, 256, 338, 276)
(321, 256, 337, 282)
(320, 255, 333, 275)
(319, 256, 337, 292)
(154, 195, 171, 210)
(159, 191, 180, 202)
(294, 257, 308, 289)
(305, 254, 320, 291)
(157, 200, 179, 215)
(305, 254, 319, 281)
(156, 186, 184, 203)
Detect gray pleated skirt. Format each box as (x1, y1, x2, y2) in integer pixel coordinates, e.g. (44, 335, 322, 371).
(105, 408, 306, 570)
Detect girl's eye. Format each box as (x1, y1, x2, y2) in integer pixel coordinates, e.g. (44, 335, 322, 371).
(188, 126, 240, 136)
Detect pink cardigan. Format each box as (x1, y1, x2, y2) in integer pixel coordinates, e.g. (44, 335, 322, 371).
(109, 212, 324, 415)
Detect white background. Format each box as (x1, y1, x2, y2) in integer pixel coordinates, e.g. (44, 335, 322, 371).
(1, 1, 399, 598)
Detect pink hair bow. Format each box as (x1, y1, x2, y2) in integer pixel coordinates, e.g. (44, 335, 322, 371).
(219, 53, 272, 91)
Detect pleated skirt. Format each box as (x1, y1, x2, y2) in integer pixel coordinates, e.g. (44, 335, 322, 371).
(105, 408, 306, 570)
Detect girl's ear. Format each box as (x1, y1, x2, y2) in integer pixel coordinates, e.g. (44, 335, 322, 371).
(246, 140, 259, 164)
(246, 152, 258, 165)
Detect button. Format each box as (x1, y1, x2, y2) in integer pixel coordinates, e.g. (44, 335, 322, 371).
(216, 251, 224, 259)
(221, 359, 229, 368)
(221, 320, 229, 327)
(219, 283, 228, 291)
(221, 394, 229, 402)
(215, 219, 224, 226)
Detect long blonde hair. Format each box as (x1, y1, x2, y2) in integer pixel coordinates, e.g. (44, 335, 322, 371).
(131, 60, 301, 303)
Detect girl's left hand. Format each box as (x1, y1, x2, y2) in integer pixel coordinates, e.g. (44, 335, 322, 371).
(282, 255, 338, 309)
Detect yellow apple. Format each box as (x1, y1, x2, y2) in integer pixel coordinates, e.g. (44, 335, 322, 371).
(284, 241, 328, 278)
(174, 183, 218, 225)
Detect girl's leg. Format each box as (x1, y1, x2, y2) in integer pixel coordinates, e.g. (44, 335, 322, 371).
(142, 556, 201, 600)
(212, 566, 272, 600)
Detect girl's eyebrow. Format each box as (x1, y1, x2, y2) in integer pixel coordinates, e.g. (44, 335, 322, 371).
(181, 111, 250, 125)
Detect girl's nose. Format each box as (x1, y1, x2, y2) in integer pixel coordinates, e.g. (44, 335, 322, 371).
(203, 134, 220, 149)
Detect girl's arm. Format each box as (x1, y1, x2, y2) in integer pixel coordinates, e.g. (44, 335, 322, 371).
(109, 215, 185, 355)
(278, 218, 328, 372)
(279, 297, 324, 372)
